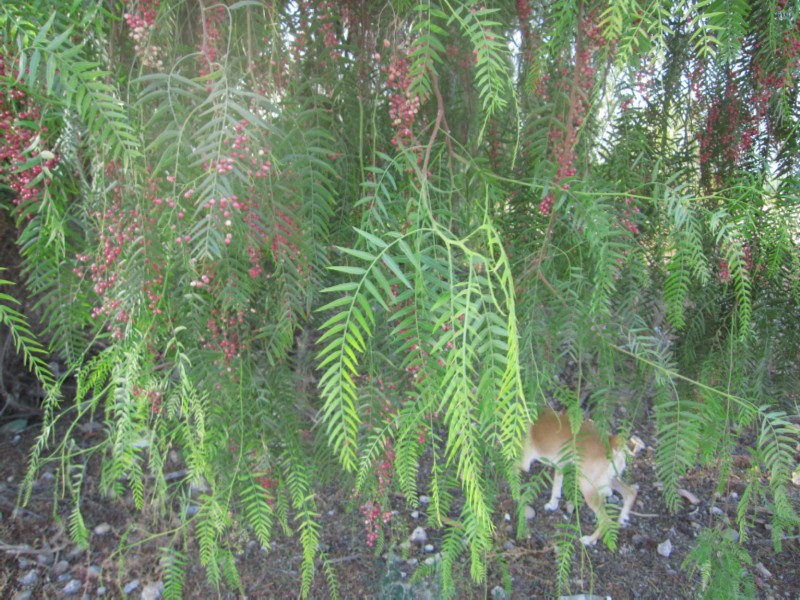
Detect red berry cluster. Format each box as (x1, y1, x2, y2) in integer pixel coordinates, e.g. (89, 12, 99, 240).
(0, 53, 57, 212)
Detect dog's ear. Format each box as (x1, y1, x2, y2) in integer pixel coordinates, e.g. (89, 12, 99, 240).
(628, 435, 645, 455)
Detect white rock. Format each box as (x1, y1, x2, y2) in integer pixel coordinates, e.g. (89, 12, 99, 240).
(504, 512, 511, 522)
(141, 581, 164, 600)
(62, 579, 82, 595)
(755, 562, 772, 579)
(93, 522, 112, 535)
(410, 510, 420, 519)
(123, 579, 141, 595)
(657, 539, 673, 558)
(423, 543, 435, 553)
(419, 495, 430, 504)
(409, 526, 427, 544)
(17, 570, 38, 586)
(524, 505, 536, 520)
(491, 585, 508, 599)
(52, 560, 70, 575)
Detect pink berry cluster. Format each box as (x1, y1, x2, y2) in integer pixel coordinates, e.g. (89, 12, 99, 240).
(197, 5, 226, 80)
(133, 385, 163, 415)
(380, 44, 422, 161)
(540, 14, 605, 216)
(75, 192, 141, 340)
(123, 0, 163, 69)
(256, 474, 277, 507)
(201, 308, 245, 367)
(620, 196, 640, 235)
(0, 53, 57, 212)
(360, 441, 395, 547)
(316, 1, 341, 61)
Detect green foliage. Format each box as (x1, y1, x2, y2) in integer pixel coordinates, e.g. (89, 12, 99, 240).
(682, 527, 756, 599)
(1, 0, 799, 598)
(0, 273, 54, 388)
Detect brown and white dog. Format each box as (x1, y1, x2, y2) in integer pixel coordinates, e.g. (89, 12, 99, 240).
(519, 407, 643, 546)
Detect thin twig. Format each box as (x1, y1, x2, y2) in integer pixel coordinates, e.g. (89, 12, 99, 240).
(0, 541, 68, 555)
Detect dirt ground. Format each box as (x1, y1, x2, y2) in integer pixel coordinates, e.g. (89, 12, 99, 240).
(0, 405, 798, 600)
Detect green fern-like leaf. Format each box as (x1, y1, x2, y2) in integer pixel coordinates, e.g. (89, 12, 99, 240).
(160, 547, 188, 600)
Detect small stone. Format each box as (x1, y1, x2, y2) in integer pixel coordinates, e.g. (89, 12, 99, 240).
(88, 565, 102, 578)
(503, 540, 515, 551)
(503, 512, 511, 522)
(423, 543, 435, 553)
(723, 528, 739, 542)
(419, 495, 430, 504)
(327, 510, 335, 516)
(18, 557, 32, 569)
(755, 562, 772, 579)
(37, 553, 54, 566)
(96, 587, 107, 596)
(123, 579, 141, 595)
(58, 572, 73, 582)
(409, 526, 427, 544)
(710, 506, 724, 516)
(94, 522, 112, 535)
(657, 539, 673, 558)
(491, 585, 508, 600)
(62, 579, 82, 595)
(185, 505, 200, 517)
(18, 569, 39, 586)
(410, 510, 419, 519)
(51, 560, 70, 576)
(406, 558, 418, 566)
(66, 546, 84, 561)
(424, 555, 438, 566)
(141, 581, 164, 600)
(524, 505, 536, 520)
(40, 471, 55, 482)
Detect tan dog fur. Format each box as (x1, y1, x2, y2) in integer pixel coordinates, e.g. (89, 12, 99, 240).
(519, 407, 641, 546)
